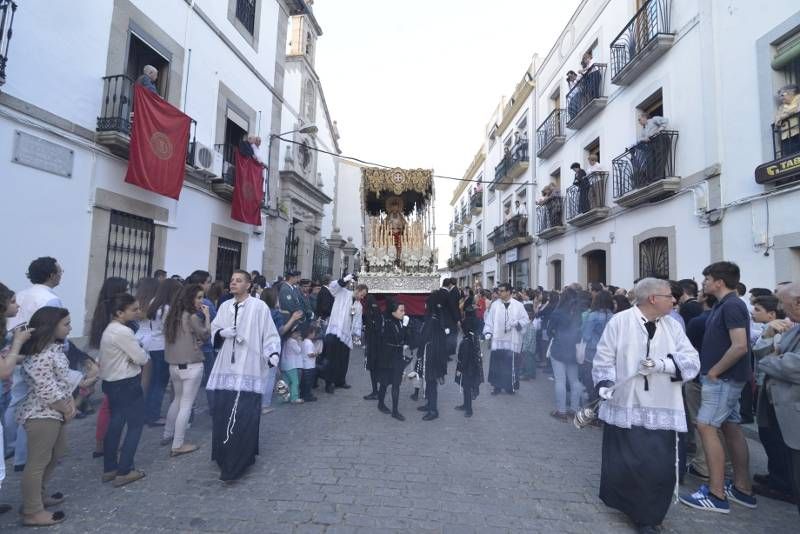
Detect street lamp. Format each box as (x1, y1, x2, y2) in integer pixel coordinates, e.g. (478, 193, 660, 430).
(0, 0, 19, 86)
(265, 124, 318, 209)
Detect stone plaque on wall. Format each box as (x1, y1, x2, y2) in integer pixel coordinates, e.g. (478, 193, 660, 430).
(12, 130, 75, 178)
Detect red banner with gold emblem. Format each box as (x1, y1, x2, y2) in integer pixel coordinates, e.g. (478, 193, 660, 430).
(231, 148, 264, 225)
(124, 84, 191, 200)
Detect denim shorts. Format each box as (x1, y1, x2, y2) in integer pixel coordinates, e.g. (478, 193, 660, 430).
(696, 375, 744, 427)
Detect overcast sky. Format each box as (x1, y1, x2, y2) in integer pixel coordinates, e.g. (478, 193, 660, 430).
(313, 0, 581, 262)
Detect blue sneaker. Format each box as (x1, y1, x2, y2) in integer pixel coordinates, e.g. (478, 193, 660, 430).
(724, 479, 757, 509)
(679, 484, 730, 514)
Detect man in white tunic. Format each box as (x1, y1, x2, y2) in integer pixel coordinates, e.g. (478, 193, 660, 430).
(207, 270, 281, 482)
(321, 274, 366, 393)
(592, 278, 700, 533)
(483, 283, 529, 394)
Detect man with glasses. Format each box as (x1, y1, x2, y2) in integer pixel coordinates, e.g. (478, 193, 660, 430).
(680, 261, 756, 513)
(593, 278, 699, 533)
(483, 283, 529, 395)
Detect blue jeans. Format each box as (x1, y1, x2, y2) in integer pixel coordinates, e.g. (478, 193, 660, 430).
(5, 366, 29, 466)
(551, 358, 582, 414)
(102, 375, 145, 476)
(697, 375, 744, 427)
(144, 350, 168, 423)
(201, 348, 216, 416)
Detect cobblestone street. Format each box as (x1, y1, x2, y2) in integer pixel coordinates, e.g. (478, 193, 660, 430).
(1, 347, 797, 533)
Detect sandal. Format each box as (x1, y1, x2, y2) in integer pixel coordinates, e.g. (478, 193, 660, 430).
(112, 469, 145, 487)
(42, 493, 65, 507)
(22, 510, 66, 527)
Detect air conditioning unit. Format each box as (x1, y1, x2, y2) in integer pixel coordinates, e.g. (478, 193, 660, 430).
(190, 142, 223, 178)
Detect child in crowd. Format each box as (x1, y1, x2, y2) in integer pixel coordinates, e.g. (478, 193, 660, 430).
(299, 323, 319, 402)
(280, 325, 304, 404)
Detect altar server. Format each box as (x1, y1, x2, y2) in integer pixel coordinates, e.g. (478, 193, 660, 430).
(483, 283, 529, 394)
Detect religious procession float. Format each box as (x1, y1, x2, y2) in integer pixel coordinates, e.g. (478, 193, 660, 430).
(357, 166, 440, 315)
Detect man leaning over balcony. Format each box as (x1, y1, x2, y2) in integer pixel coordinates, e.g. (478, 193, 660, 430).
(775, 85, 800, 158)
(632, 112, 669, 187)
(136, 65, 159, 95)
(587, 154, 604, 208)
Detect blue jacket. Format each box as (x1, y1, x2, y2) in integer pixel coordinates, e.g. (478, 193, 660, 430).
(581, 310, 613, 351)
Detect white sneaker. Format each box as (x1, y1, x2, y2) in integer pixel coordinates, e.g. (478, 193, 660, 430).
(261, 407, 275, 414)
(291, 398, 305, 404)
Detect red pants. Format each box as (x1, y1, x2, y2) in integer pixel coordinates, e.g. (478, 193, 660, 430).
(95, 395, 110, 442)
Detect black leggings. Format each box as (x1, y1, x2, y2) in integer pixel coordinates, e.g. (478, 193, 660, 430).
(369, 369, 379, 394)
(378, 366, 403, 413)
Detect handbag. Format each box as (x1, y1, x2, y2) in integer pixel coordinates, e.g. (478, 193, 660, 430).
(575, 340, 587, 365)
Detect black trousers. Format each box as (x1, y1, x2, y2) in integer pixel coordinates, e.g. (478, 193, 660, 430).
(323, 334, 351, 387)
(368, 369, 379, 394)
(378, 365, 403, 413)
(300, 368, 317, 400)
(758, 400, 795, 494)
(462, 385, 473, 413)
(425, 378, 438, 412)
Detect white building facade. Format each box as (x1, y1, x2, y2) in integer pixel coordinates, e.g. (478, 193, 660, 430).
(0, 0, 327, 336)
(448, 0, 800, 291)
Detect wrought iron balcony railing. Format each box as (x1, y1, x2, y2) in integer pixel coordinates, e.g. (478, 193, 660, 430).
(773, 110, 800, 160)
(536, 109, 566, 158)
(468, 242, 482, 258)
(488, 214, 529, 249)
(470, 189, 483, 211)
(214, 143, 236, 186)
(536, 195, 564, 234)
(494, 140, 529, 185)
(610, 0, 674, 84)
(612, 130, 678, 198)
(97, 74, 134, 135)
(565, 172, 609, 221)
(566, 64, 607, 128)
(0, 0, 18, 86)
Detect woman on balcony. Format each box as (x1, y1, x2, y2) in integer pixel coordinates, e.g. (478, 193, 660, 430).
(775, 84, 800, 158)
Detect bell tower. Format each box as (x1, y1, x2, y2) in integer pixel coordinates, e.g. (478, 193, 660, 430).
(287, 0, 318, 67)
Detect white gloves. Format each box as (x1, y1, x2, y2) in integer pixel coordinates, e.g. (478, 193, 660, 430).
(638, 358, 677, 376)
(219, 327, 237, 339)
(444, 328, 451, 335)
(598, 387, 614, 400)
(484, 333, 492, 340)
(268, 354, 279, 368)
(402, 315, 410, 327)
(343, 274, 353, 283)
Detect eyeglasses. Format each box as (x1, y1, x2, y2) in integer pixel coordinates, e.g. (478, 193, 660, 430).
(652, 294, 674, 299)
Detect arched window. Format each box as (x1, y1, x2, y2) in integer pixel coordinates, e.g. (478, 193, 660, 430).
(639, 237, 669, 279)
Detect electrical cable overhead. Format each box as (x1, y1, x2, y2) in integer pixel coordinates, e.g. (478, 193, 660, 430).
(274, 135, 538, 186)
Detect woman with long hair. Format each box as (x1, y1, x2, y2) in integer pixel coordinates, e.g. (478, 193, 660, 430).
(162, 284, 210, 456)
(613, 293, 632, 313)
(87, 277, 129, 459)
(581, 290, 615, 404)
(17, 306, 75, 526)
(142, 278, 181, 426)
(547, 288, 584, 421)
(260, 287, 303, 414)
(98, 294, 149, 487)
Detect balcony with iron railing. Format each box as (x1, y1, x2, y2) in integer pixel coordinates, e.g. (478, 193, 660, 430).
(612, 130, 679, 207)
(536, 195, 566, 239)
(565, 172, 610, 227)
(449, 220, 458, 237)
(488, 214, 532, 253)
(756, 110, 800, 186)
(610, 0, 674, 86)
(211, 143, 237, 199)
(462, 204, 471, 224)
(468, 242, 482, 260)
(566, 64, 608, 129)
(493, 140, 530, 190)
(470, 188, 483, 215)
(96, 74, 198, 168)
(536, 109, 566, 159)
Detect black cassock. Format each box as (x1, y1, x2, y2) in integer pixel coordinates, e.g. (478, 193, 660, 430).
(211, 390, 262, 482)
(600, 424, 677, 527)
(455, 331, 484, 396)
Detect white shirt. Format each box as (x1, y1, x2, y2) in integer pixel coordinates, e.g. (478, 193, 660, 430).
(592, 306, 700, 431)
(326, 281, 361, 349)
(207, 296, 281, 394)
(280, 337, 304, 371)
(587, 162, 604, 174)
(138, 306, 167, 352)
(301, 338, 316, 370)
(483, 298, 529, 353)
(7, 284, 62, 330)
